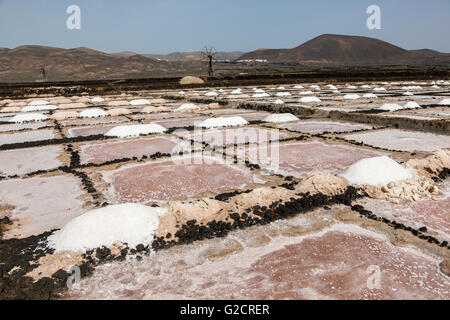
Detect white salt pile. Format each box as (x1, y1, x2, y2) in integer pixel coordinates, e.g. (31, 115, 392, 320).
(8, 113, 49, 123)
(360, 85, 371, 89)
(263, 113, 299, 123)
(401, 86, 422, 91)
(327, 85, 338, 90)
(310, 85, 320, 89)
(299, 96, 321, 103)
(379, 103, 403, 112)
(404, 101, 421, 109)
(47, 203, 165, 252)
(274, 99, 285, 104)
(28, 100, 49, 106)
(91, 97, 105, 103)
(105, 124, 167, 138)
(293, 85, 304, 89)
(339, 156, 415, 187)
(363, 93, 378, 98)
(253, 93, 270, 98)
(343, 94, 360, 100)
(299, 91, 314, 95)
(277, 86, 286, 90)
(130, 99, 151, 106)
(439, 98, 450, 105)
(373, 87, 387, 92)
(178, 91, 185, 95)
(79, 108, 109, 118)
(403, 92, 413, 96)
(21, 105, 58, 112)
(197, 116, 248, 128)
(253, 88, 265, 93)
(276, 92, 291, 97)
(176, 103, 200, 112)
(231, 89, 242, 94)
(431, 85, 440, 89)
(205, 91, 218, 97)
(347, 85, 357, 89)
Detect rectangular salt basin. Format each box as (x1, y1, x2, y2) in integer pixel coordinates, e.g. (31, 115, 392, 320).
(359, 181, 450, 240)
(245, 141, 384, 177)
(0, 122, 47, 133)
(0, 145, 63, 176)
(67, 223, 450, 300)
(79, 136, 182, 164)
(0, 129, 55, 146)
(280, 121, 373, 134)
(102, 155, 262, 203)
(0, 175, 86, 238)
(129, 112, 188, 121)
(344, 129, 450, 152)
(199, 108, 255, 115)
(181, 127, 289, 147)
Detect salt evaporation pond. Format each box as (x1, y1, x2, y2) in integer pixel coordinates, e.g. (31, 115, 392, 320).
(0, 145, 63, 176)
(0, 122, 47, 133)
(280, 121, 372, 134)
(65, 222, 449, 300)
(0, 129, 55, 146)
(102, 155, 262, 202)
(181, 127, 288, 146)
(345, 129, 450, 152)
(246, 142, 384, 177)
(359, 181, 450, 240)
(79, 137, 181, 164)
(0, 175, 86, 238)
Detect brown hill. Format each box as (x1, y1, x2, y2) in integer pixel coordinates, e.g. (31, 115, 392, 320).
(238, 34, 450, 65)
(0, 46, 205, 82)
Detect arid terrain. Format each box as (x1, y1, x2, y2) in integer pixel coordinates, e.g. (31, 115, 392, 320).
(1, 34, 448, 83)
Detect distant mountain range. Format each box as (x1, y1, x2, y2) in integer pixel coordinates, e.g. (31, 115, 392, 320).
(112, 51, 244, 62)
(238, 34, 450, 65)
(0, 34, 448, 82)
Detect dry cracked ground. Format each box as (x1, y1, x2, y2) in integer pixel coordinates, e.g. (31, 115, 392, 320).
(0, 80, 449, 300)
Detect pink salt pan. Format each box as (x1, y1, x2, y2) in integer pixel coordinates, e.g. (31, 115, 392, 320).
(280, 121, 372, 134)
(65, 224, 449, 300)
(247, 141, 384, 177)
(345, 129, 450, 152)
(79, 136, 180, 164)
(360, 181, 450, 240)
(103, 156, 260, 202)
(0, 145, 63, 176)
(183, 127, 288, 146)
(0, 175, 86, 238)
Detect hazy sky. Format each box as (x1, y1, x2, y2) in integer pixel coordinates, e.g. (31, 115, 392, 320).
(0, 0, 449, 54)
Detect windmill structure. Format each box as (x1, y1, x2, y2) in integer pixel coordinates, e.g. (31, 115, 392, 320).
(201, 46, 216, 77)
